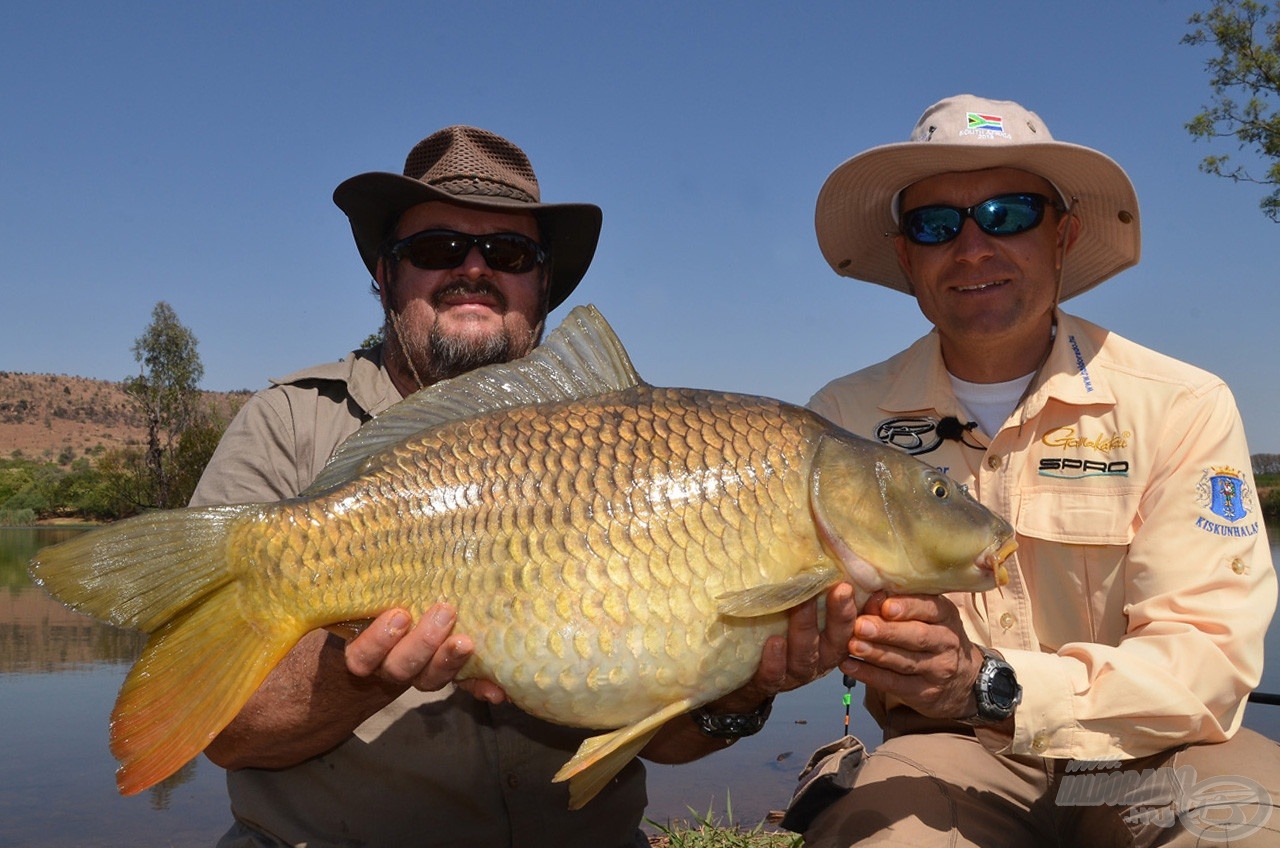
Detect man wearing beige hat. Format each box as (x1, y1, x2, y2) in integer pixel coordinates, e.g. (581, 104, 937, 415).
(788, 95, 1280, 845)
(190, 126, 854, 847)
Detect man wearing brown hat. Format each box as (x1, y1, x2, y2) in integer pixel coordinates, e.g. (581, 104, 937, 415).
(190, 126, 853, 847)
(786, 95, 1280, 845)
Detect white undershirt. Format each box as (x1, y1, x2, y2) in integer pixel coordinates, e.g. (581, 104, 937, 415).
(948, 372, 1035, 438)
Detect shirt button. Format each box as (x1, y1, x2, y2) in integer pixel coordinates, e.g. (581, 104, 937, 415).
(507, 773, 520, 789)
(1231, 557, 1247, 575)
(1032, 733, 1050, 752)
(999, 612, 1016, 630)
(986, 454, 1002, 470)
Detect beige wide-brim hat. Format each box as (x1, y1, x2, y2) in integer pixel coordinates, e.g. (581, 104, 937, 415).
(815, 94, 1141, 300)
(334, 125, 602, 311)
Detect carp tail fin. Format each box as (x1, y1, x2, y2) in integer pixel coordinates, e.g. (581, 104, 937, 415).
(110, 583, 300, 794)
(28, 504, 302, 795)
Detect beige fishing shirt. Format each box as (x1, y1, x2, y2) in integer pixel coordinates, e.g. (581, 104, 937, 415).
(809, 310, 1276, 761)
(190, 346, 649, 848)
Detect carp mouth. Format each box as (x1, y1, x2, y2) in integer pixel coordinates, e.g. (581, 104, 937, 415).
(976, 537, 1018, 588)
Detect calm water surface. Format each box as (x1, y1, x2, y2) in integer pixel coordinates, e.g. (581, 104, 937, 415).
(3, 524, 1279, 844)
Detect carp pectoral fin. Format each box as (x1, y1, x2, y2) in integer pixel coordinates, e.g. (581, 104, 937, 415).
(553, 698, 696, 810)
(714, 565, 843, 618)
(323, 619, 374, 640)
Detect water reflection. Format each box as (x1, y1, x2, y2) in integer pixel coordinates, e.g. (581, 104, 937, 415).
(1, 527, 146, 673)
(1, 527, 229, 847)
(4, 524, 1279, 844)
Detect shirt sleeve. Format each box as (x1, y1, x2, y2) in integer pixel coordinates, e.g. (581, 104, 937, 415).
(1005, 381, 1276, 760)
(189, 389, 306, 506)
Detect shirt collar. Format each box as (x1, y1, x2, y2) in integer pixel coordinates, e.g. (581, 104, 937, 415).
(876, 310, 1117, 418)
(269, 345, 403, 419)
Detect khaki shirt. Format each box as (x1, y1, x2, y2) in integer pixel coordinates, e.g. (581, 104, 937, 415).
(809, 311, 1276, 762)
(191, 347, 648, 848)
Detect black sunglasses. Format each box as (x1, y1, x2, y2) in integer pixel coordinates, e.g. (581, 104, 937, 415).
(387, 229, 547, 274)
(901, 193, 1061, 246)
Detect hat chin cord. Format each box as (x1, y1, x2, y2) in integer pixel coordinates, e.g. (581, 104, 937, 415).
(1052, 196, 1079, 307)
(377, 268, 426, 393)
(1008, 195, 1077, 421)
(386, 303, 427, 393)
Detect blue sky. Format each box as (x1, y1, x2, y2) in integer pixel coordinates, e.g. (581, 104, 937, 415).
(4, 1, 1279, 451)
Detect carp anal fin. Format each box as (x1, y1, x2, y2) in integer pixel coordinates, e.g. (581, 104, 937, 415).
(715, 565, 843, 618)
(553, 697, 695, 810)
(305, 304, 643, 496)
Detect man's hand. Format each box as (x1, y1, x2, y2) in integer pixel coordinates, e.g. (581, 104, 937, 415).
(839, 591, 984, 719)
(708, 581, 859, 715)
(643, 582, 859, 764)
(344, 604, 507, 703)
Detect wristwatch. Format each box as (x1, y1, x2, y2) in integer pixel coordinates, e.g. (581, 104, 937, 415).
(965, 648, 1021, 724)
(692, 696, 774, 739)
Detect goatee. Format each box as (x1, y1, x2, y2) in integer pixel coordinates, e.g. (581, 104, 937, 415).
(384, 283, 541, 387)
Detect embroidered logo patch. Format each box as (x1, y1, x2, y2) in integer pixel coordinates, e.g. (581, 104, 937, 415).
(967, 112, 1003, 132)
(1197, 466, 1253, 523)
(1193, 467, 1261, 539)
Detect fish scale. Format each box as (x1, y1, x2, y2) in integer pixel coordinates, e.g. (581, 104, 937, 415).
(27, 304, 1016, 809)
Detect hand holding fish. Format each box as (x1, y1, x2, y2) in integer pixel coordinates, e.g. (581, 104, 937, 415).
(839, 591, 985, 720)
(756, 582, 860, 695)
(345, 604, 479, 694)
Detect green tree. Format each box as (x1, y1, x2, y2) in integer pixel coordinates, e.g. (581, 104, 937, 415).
(1183, 0, 1280, 221)
(123, 301, 205, 509)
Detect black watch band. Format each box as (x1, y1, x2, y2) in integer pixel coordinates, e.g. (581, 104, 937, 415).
(692, 697, 774, 739)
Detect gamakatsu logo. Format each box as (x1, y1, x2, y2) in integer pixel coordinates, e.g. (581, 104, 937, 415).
(1056, 761, 1273, 840)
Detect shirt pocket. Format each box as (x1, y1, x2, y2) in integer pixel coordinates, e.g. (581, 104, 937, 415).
(1016, 483, 1143, 546)
(1013, 483, 1143, 646)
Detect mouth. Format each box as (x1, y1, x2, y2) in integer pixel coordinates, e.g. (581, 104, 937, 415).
(976, 537, 1018, 587)
(434, 281, 505, 311)
(954, 279, 1010, 294)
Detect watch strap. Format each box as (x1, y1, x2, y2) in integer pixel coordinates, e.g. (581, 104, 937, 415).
(692, 696, 774, 739)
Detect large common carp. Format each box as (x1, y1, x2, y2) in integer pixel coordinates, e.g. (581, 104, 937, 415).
(30, 305, 1015, 809)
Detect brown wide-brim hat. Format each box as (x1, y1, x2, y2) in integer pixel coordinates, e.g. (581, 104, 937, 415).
(815, 94, 1141, 301)
(333, 125, 602, 311)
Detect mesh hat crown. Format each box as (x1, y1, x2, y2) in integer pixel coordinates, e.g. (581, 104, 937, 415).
(814, 94, 1141, 300)
(334, 126, 602, 310)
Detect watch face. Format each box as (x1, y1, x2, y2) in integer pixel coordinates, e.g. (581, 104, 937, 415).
(989, 668, 1018, 708)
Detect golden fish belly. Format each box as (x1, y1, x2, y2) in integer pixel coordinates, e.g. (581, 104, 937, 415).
(236, 386, 828, 728)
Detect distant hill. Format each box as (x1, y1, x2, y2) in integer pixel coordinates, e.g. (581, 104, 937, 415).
(0, 371, 249, 463)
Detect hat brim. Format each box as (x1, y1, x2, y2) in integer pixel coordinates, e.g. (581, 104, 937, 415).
(814, 141, 1141, 301)
(333, 172, 602, 311)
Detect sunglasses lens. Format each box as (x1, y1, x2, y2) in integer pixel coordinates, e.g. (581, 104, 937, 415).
(402, 233, 471, 269)
(973, 195, 1045, 235)
(481, 234, 541, 273)
(904, 208, 963, 245)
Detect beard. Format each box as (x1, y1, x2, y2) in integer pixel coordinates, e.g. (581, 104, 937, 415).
(384, 279, 542, 387)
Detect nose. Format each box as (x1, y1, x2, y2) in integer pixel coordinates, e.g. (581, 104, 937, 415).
(460, 246, 490, 279)
(951, 218, 997, 263)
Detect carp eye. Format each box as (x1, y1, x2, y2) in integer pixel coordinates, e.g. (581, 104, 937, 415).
(930, 480, 949, 499)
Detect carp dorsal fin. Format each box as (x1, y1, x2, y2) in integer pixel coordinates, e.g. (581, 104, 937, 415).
(714, 564, 843, 618)
(303, 304, 643, 496)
